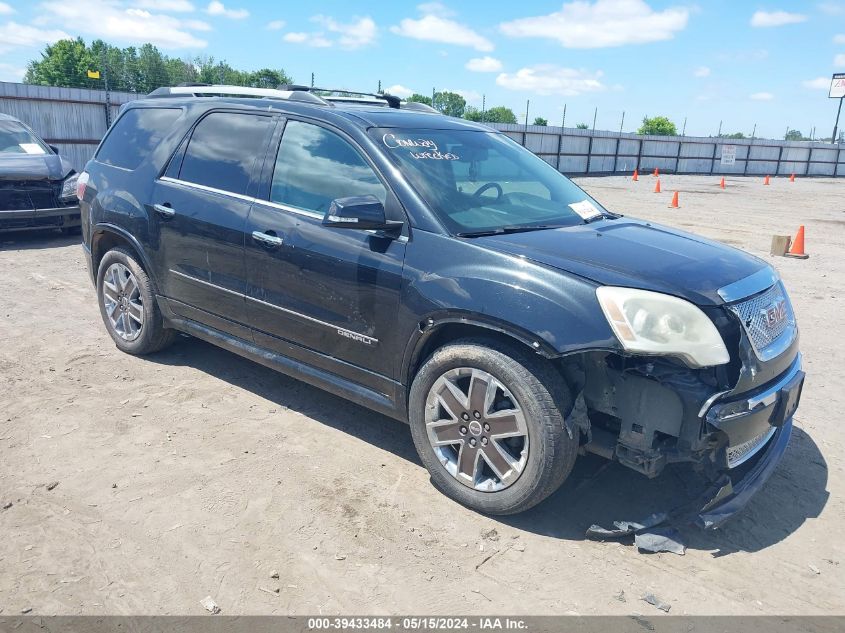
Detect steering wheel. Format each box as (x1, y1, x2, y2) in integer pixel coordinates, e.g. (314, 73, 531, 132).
(472, 182, 503, 201)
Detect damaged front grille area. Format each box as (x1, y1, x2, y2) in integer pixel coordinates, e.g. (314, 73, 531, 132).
(727, 426, 776, 468)
(0, 180, 61, 211)
(727, 282, 795, 361)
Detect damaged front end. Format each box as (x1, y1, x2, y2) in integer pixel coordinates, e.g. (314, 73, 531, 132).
(566, 268, 804, 529)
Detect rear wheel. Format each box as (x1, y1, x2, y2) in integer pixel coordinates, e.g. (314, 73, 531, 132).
(96, 248, 175, 355)
(408, 339, 578, 514)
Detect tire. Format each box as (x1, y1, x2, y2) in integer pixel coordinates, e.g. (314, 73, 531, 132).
(96, 247, 175, 355)
(408, 338, 578, 515)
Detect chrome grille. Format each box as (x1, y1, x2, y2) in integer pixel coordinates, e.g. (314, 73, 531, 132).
(727, 427, 776, 468)
(727, 282, 795, 360)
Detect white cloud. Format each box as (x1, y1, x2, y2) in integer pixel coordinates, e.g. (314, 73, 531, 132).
(818, 2, 844, 15)
(311, 15, 377, 49)
(184, 19, 211, 31)
(267, 20, 286, 31)
(206, 1, 248, 19)
(450, 88, 481, 103)
(750, 10, 807, 27)
(0, 2, 15, 15)
(0, 62, 25, 81)
(693, 65, 710, 77)
(835, 33, 845, 43)
(37, 0, 207, 48)
(466, 56, 502, 72)
(282, 15, 377, 49)
(391, 4, 493, 52)
(803, 77, 831, 89)
(499, 0, 689, 48)
(416, 2, 455, 17)
(384, 84, 414, 98)
(496, 65, 606, 96)
(836, 53, 845, 66)
(750, 92, 774, 100)
(0, 21, 71, 53)
(137, 0, 195, 11)
(283, 32, 331, 47)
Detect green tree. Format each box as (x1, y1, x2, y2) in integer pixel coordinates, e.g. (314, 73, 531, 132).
(483, 106, 518, 124)
(721, 132, 746, 139)
(432, 91, 466, 118)
(784, 129, 805, 141)
(24, 38, 291, 93)
(575, 123, 589, 129)
(407, 93, 432, 106)
(533, 116, 548, 126)
(637, 116, 678, 136)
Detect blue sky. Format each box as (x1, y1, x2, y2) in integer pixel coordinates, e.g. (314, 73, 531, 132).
(0, 0, 843, 138)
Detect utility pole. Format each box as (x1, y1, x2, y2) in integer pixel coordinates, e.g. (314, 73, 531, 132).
(717, 120, 722, 137)
(561, 104, 566, 130)
(101, 49, 112, 128)
(525, 99, 530, 128)
(619, 111, 625, 134)
(311, 72, 315, 88)
(377, 79, 381, 93)
(751, 123, 756, 140)
(832, 97, 844, 145)
(481, 94, 486, 123)
(592, 107, 597, 131)
(681, 117, 687, 136)
(432, 87, 436, 107)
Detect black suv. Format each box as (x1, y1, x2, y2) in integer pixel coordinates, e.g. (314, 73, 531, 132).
(0, 113, 80, 233)
(80, 85, 803, 525)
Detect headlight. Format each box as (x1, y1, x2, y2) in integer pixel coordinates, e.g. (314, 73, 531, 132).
(60, 173, 79, 201)
(596, 286, 730, 368)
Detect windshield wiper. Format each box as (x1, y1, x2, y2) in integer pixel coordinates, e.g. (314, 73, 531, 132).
(456, 224, 565, 238)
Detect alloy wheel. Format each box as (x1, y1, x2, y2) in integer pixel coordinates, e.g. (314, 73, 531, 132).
(102, 262, 144, 341)
(425, 367, 529, 492)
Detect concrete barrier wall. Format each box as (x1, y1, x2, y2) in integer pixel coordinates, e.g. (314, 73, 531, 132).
(492, 123, 845, 178)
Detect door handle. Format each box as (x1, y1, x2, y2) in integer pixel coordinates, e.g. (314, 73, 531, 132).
(154, 203, 176, 218)
(252, 230, 284, 248)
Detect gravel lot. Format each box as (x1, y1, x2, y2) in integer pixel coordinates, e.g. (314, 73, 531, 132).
(1, 175, 843, 616)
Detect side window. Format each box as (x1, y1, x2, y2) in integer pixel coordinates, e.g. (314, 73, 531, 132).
(179, 112, 272, 196)
(96, 108, 181, 170)
(271, 121, 386, 214)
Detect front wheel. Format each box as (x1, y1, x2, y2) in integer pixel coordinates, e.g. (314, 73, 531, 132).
(408, 339, 578, 515)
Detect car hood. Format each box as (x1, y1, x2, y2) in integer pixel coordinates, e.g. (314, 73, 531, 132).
(0, 153, 74, 182)
(474, 218, 768, 306)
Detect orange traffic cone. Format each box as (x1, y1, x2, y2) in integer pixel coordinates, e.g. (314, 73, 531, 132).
(719, 177, 726, 189)
(653, 167, 659, 177)
(632, 169, 639, 181)
(789, 173, 795, 183)
(669, 191, 680, 208)
(785, 225, 809, 259)
(654, 178, 661, 193)
(764, 175, 770, 185)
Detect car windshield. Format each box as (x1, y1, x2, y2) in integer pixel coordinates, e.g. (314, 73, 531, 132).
(0, 120, 49, 155)
(371, 127, 609, 235)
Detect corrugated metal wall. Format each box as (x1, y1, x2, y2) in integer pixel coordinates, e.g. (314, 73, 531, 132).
(0, 81, 137, 171)
(1, 81, 842, 177)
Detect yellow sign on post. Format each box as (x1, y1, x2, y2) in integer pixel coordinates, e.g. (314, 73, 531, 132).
(87, 70, 100, 79)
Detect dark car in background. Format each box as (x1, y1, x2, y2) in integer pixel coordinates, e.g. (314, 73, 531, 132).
(0, 113, 80, 234)
(78, 85, 803, 527)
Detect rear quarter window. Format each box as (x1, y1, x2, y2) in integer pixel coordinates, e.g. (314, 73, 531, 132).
(96, 108, 181, 170)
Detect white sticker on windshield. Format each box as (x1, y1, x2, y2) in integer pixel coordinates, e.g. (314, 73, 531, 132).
(569, 200, 602, 221)
(19, 143, 45, 155)
(382, 133, 459, 161)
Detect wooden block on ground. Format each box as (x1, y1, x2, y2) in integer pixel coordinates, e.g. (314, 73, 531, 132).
(770, 235, 791, 257)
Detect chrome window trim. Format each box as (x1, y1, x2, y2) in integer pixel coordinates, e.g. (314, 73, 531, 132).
(159, 175, 255, 203)
(717, 266, 779, 303)
(253, 198, 322, 219)
(168, 269, 378, 344)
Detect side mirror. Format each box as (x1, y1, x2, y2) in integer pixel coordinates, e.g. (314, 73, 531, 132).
(322, 195, 403, 232)
(48, 145, 60, 154)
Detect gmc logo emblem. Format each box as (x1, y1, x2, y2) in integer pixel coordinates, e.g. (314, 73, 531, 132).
(763, 299, 787, 327)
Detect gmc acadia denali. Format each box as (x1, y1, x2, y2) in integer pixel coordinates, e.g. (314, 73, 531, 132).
(78, 85, 804, 525)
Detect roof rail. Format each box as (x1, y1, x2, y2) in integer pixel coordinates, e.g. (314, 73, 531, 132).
(146, 84, 327, 104)
(280, 85, 402, 109)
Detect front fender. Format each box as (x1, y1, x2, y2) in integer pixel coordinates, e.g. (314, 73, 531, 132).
(398, 231, 621, 381)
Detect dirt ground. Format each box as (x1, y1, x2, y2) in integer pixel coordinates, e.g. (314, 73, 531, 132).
(1, 174, 843, 616)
